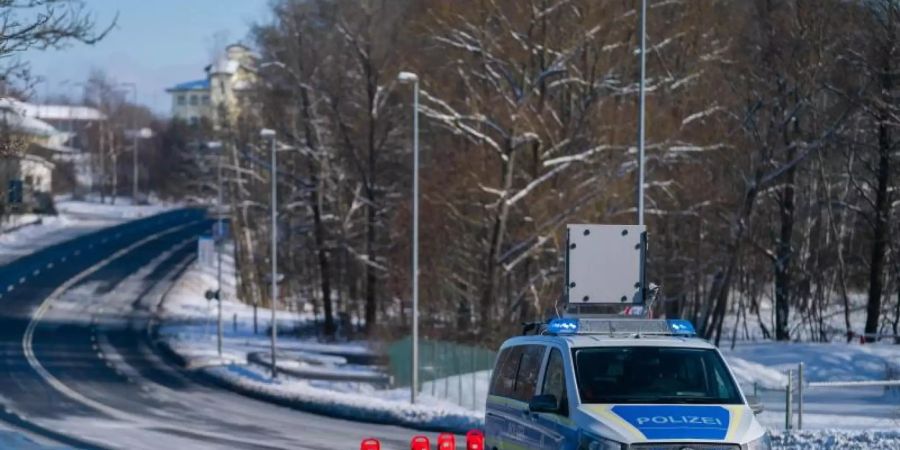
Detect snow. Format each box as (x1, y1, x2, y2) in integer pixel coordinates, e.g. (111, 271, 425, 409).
(0, 196, 174, 265)
(770, 430, 900, 450)
(157, 243, 482, 433)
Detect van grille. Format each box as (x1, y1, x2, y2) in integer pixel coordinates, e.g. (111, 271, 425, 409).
(629, 444, 741, 450)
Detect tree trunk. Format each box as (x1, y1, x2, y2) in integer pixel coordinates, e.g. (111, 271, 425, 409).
(863, 111, 891, 342)
(775, 148, 797, 341)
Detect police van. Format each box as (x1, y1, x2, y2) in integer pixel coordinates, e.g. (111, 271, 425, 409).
(484, 225, 769, 449)
(484, 318, 769, 450)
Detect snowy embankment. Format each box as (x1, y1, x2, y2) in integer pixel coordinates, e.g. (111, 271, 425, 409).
(0, 195, 173, 265)
(156, 245, 481, 434)
(770, 430, 900, 450)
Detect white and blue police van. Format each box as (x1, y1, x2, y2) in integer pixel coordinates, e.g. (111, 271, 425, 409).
(484, 318, 769, 450)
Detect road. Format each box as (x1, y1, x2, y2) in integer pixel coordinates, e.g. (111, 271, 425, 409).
(0, 209, 418, 450)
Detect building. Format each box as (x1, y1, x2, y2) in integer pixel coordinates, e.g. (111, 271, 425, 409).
(166, 43, 258, 125)
(0, 98, 106, 210)
(165, 79, 211, 125)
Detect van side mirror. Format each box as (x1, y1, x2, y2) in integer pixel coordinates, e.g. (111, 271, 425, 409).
(528, 394, 561, 414)
(746, 395, 764, 415)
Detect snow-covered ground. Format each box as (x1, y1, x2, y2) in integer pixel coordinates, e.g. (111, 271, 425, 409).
(157, 244, 482, 433)
(0, 195, 174, 265)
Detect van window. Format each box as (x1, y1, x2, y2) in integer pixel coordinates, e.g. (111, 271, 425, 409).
(573, 347, 742, 404)
(541, 348, 567, 405)
(489, 346, 522, 398)
(489, 345, 545, 401)
(511, 345, 545, 401)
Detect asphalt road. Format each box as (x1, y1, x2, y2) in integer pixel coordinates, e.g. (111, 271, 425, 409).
(0, 209, 420, 450)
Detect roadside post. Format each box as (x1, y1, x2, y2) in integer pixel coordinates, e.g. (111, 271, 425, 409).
(785, 370, 793, 431)
(797, 362, 804, 430)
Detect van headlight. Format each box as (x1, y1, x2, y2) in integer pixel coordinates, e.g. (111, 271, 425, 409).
(744, 433, 772, 450)
(579, 433, 626, 450)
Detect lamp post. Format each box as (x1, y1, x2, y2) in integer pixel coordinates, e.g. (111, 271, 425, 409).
(260, 128, 278, 378)
(637, 0, 647, 226)
(206, 140, 224, 357)
(397, 71, 419, 404)
(117, 83, 140, 202)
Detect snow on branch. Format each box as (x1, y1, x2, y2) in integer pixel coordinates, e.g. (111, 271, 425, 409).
(543, 144, 618, 167)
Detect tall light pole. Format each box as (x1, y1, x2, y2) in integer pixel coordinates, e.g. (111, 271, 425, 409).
(261, 128, 278, 378)
(398, 71, 419, 404)
(206, 141, 225, 357)
(637, 0, 647, 226)
(118, 83, 140, 203)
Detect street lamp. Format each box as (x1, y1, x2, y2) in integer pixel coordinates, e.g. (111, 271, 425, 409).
(116, 83, 141, 203)
(260, 127, 278, 378)
(128, 127, 153, 203)
(206, 140, 224, 358)
(637, 0, 647, 226)
(397, 70, 420, 404)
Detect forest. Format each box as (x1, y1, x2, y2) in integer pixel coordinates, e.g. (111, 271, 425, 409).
(173, 0, 899, 348)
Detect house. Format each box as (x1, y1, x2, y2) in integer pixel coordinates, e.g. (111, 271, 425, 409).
(0, 98, 106, 196)
(0, 100, 60, 212)
(166, 43, 258, 126)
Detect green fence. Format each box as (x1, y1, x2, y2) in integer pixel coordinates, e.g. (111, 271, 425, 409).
(387, 336, 497, 410)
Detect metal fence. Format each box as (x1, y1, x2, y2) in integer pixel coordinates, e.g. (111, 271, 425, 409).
(387, 336, 496, 409)
(750, 362, 900, 431)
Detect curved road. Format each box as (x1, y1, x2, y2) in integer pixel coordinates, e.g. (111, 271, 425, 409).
(0, 210, 417, 449)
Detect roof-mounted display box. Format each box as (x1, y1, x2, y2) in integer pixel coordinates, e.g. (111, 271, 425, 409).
(565, 224, 646, 315)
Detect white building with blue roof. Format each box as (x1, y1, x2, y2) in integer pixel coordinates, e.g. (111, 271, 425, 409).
(165, 43, 257, 126)
(165, 79, 212, 124)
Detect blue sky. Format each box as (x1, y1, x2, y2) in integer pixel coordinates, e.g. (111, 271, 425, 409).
(22, 0, 270, 115)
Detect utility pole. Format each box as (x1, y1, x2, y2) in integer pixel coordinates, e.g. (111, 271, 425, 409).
(637, 0, 647, 226)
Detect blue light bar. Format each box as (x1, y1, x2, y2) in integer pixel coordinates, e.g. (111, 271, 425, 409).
(548, 318, 579, 335)
(666, 319, 696, 336)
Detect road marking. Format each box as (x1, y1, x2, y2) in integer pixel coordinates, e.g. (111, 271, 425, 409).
(18, 277, 25, 284)
(7, 285, 14, 292)
(73, 250, 81, 256)
(61, 256, 67, 262)
(22, 220, 199, 423)
(46, 262, 53, 269)
(32, 269, 40, 276)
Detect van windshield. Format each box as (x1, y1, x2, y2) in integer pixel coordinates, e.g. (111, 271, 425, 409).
(573, 347, 743, 404)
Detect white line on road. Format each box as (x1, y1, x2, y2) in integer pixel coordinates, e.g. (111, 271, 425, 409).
(46, 262, 53, 269)
(7, 285, 14, 292)
(19, 277, 25, 284)
(32, 269, 40, 276)
(22, 221, 198, 424)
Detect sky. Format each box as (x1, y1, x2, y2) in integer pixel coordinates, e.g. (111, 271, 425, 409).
(21, 0, 270, 115)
